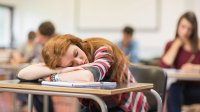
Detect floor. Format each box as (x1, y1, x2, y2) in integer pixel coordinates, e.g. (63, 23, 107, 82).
(0, 92, 79, 112)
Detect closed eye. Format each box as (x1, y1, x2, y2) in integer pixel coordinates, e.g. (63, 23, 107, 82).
(74, 49, 78, 57)
(69, 63, 73, 67)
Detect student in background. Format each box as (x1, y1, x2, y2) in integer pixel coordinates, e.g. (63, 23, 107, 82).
(8, 31, 36, 65)
(8, 31, 36, 64)
(160, 11, 200, 112)
(27, 21, 56, 63)
(19, 31, 36, 61)
(116, 26, 139, 63)
(18, 34, 148, 112)
(9, 49, 25, 64)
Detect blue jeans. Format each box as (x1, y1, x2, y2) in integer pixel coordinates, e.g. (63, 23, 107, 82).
(167, 81, 200, 112)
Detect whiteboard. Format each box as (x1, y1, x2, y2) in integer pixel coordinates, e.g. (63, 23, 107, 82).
(76, 0, 159, 31)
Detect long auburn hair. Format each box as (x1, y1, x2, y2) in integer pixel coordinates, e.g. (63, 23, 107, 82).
(42, 34, 129, 83)
(175, 11, 199, 53)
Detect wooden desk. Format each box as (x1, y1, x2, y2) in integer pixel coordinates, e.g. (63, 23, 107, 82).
(164, 69, 200, 81)
(0, 79, 161, 112)
(163, 69, 200, 112)
(0, 63, 28, 71)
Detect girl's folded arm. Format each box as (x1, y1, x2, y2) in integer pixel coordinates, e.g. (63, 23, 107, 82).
(18, 63, 59, 80)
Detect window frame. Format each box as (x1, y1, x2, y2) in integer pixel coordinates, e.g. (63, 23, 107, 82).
(0, 4, 14, 48)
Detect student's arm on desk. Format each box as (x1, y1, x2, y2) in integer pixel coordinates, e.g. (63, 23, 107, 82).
(181, 63, 200, 72)
(17, 63, 84, 80)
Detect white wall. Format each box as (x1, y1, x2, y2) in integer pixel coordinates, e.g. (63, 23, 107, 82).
(0, 0, 199, 59)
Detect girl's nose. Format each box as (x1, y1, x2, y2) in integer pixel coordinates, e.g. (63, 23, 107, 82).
(75, 58, 84, 65)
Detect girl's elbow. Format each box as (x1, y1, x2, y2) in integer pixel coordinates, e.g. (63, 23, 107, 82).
(17, 69, 30, 80)
(17, 70, 25, 79)
(89, 74, 94, 82)
(85, 71, 95, 82)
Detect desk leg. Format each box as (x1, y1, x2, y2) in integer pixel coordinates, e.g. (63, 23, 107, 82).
(88, 95, 108, 112)
(12, 93, 16, 112)
(150, 89, 162, 112)
(28, 94, 33, 112)
(43, 95, 49, 112)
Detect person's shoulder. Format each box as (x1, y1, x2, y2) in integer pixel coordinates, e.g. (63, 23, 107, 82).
(115, 40, 121, 46)
(100, 45, 112, 50)
(95, 46, 112, 53)
(132, 40, 138, 45)
(129, 40, 138, 48)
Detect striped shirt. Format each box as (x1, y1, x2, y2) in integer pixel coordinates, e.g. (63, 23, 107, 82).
(84, 46, 148, 112)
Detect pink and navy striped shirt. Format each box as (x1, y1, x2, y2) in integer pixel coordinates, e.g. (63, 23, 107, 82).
(84, 46, 148, 112)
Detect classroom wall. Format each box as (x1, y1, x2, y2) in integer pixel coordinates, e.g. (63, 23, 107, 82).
(0, 0, 199, 59)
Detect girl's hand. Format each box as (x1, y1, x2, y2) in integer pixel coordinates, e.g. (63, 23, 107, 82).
(42, 76, 51, 81)
(181, 63, 199, 73)
(174, 38, 183, 47)
(181, 63, 193, 70)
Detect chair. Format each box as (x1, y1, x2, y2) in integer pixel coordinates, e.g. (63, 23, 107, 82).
(129, 64, 167, 112)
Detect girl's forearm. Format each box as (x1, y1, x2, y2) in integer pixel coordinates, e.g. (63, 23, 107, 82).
(194, 65, 200, 71)
(162, 40, 182, 66)
(18, 63, 59, 80)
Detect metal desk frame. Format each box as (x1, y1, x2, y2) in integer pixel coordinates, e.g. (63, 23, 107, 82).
(0, 88, 162, 112)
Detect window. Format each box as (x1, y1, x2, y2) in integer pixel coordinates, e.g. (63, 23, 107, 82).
(0, 5, 13, 48)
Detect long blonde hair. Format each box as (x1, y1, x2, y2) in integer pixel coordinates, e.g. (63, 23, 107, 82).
(42, 34, 129, 83)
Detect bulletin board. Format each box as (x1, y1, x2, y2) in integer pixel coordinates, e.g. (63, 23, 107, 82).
(75, 0, 160, 31)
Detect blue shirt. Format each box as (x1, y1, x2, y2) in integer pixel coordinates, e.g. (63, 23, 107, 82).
(116, 40, 139, 63)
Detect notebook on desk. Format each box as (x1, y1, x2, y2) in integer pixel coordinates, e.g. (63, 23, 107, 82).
(41, 81, 117, 89)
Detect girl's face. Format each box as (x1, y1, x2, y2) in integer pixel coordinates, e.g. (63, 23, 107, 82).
(178, 18, 193, 40)
(60, 44, 89, 67)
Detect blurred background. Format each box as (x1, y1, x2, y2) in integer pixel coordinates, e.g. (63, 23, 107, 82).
(0, 0, 199, 61)
(0, 0, 200, 112)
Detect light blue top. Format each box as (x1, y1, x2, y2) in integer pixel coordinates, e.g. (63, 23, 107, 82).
(116, 40, 139, 63)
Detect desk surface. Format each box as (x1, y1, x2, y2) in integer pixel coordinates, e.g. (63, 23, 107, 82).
(0, 63, 28, 71)
(0, 79, 153, 95)
(164, 69, 200, 80)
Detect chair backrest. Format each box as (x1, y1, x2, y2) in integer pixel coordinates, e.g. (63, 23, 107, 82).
(129, 64, 167, 112)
